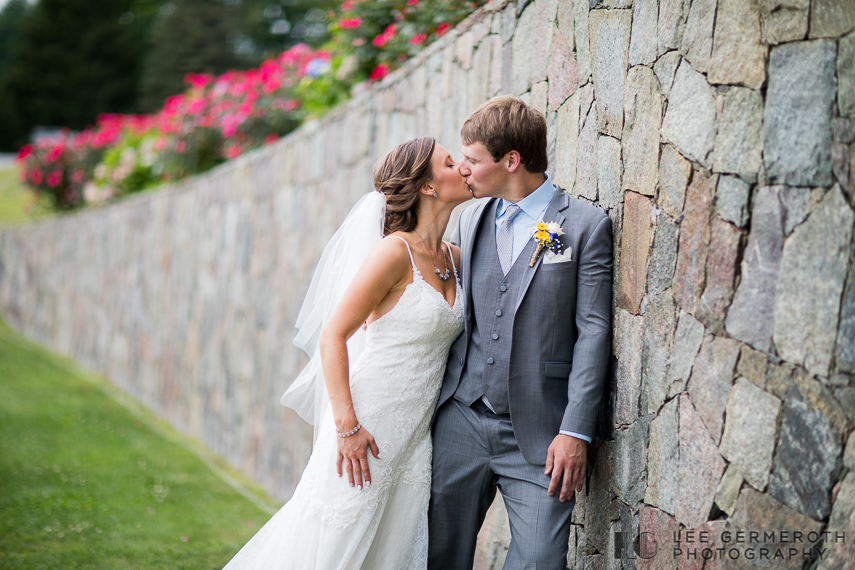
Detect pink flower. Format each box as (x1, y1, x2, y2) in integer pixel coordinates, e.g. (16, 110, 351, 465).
(30, 170, 43, 185)
(45, 146, 63, 162)
(339, 17, 361, 29)
(437, 23, 450, 36)
(369, 62, 389, 81)
(18, 169, 28, 182)
(184, 73, 212, 88)
(373, 23, 397, 47)
(71, 169, 84, 184)
(407, 0, 418, 5)
(238, 101, 253, 116)
(410, 33, 427, 45)
(222, 123, 238, 138)
(175, 140, 187, 153)
(226, 145, 241, 159)
(164, 94, 185, 113)
(47, 170, 62, 188)
(187, 98, 206, 115)
(264, 134, 278, 145)
(16, 144, 33, 160)
(342, 0, 354, 9)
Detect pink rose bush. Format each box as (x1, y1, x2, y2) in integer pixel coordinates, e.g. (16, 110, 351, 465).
(18, 45, 322, 209)
(329, 0, 487, 83)
(18, 0, 486, 211)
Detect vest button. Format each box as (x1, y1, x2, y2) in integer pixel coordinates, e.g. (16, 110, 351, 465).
(492, 333, 499, 340)
(495, 310, 502, 316)
(500, 285, 507, 292)
(487, 357, 494, 364)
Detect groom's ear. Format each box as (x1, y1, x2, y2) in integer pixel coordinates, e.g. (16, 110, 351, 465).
(506, 150, 523, 174)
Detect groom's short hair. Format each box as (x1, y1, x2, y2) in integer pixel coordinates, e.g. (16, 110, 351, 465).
(461, 95, 548, 173)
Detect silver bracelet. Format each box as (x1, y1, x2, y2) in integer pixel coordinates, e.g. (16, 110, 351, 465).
(337, 422, 362, 438)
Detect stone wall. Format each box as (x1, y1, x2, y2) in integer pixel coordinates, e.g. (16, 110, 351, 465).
(2, 0, 855, 567)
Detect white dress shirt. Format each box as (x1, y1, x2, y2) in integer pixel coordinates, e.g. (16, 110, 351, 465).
(494, 174, 556, 265)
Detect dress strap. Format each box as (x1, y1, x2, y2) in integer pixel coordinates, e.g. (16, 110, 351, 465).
(386, 235, 420, 276)
(443, 241, 460, 281)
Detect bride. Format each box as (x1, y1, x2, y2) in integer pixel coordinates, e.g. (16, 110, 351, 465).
(223, 137, 472, 569)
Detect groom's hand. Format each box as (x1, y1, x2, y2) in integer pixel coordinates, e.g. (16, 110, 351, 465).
(545, 434, 587, 502)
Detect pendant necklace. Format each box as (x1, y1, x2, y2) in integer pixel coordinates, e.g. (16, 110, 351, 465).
(413, 229, 450, 281)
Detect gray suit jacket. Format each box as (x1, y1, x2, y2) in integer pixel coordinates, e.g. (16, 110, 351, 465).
(438, 187, 613, 465)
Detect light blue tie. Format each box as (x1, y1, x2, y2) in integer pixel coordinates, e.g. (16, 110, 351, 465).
(497, 204, 522, 275)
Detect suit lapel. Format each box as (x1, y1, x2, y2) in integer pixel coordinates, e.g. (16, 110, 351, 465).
(514, 188, 569, 312)
(462, 198, 495, 323)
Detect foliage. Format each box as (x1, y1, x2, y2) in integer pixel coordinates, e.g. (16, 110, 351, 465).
(91, 129, 165, 203)
(294, 0, 489, 113)
(240, 0, 336, 55)
(15, 0, 488, 213)
(0, 0, 27, 70)
(138, 0, 339, 113)
(1, 0, 151, 148)
(15, 115, 139, 209)
(329, 0, 487, 83)
(17, 44, 320, 209)
(0, 167, 54, 226)
(138, 0, 252, 113)
(0, 0, 28, 150)
(0, 317, 276, 569)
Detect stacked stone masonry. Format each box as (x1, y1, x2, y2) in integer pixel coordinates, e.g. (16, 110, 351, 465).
(1, 0, 854, 567)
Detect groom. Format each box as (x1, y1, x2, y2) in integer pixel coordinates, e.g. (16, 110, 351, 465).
(428, 96, 613, 569)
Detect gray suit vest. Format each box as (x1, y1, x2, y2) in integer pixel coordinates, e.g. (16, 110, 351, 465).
(453, 199, 536, 414)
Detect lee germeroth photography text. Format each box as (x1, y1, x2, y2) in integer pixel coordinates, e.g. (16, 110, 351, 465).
(615, 527, 847, 563)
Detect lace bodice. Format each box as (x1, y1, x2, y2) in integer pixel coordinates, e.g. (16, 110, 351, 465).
(351, 237, 464, 397)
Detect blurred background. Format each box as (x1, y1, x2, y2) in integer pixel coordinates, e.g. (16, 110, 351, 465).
(0, 0, 333, 152)
(0, 0, 485, 216)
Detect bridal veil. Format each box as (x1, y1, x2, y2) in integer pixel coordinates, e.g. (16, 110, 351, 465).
(280, 191, 386, 440)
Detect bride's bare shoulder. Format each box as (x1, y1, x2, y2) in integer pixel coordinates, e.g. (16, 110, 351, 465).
(380, 232, 414, 254)
(362, 232, 413, 270)
(356, 233, 412, 290)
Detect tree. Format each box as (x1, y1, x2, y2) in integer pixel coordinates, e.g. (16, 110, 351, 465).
(239, 0, 335, 58)
(138, 0, 335, 112)
(0, 0, 31, 150)
(0, 0, 28, 71)
(0, 0, 338, 151)
(138, 0, 251, 112)
(2, 0, 153, 150)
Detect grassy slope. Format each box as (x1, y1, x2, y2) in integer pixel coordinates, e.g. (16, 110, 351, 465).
(0, 319, 279, 569)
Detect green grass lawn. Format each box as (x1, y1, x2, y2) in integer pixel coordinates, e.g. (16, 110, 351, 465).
(0, 318, 281, 569)
(0, 166, 54, 226)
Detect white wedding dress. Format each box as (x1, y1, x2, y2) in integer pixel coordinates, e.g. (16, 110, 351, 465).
(224, 237, 464, 570)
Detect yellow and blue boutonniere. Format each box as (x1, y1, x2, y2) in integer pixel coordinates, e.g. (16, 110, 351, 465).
(529, 221, 565, 266)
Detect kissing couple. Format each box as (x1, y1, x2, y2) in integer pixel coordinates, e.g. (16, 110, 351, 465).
(224, 95, 613, 570)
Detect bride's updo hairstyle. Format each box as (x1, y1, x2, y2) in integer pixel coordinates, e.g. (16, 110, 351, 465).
(374, 137, 436, 236)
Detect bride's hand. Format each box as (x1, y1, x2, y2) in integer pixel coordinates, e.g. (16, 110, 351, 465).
(336, 426, 380, 490)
